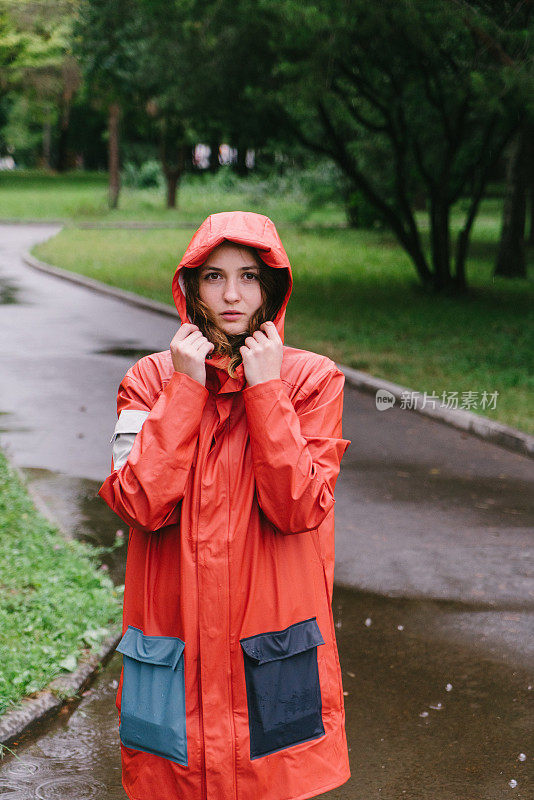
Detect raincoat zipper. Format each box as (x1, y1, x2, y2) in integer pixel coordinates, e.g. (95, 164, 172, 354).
(225, 415, 237, 800)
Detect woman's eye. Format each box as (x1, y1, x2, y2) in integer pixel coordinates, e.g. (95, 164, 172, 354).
(204, 272, 220, 280)
(243, 272, 259, 280)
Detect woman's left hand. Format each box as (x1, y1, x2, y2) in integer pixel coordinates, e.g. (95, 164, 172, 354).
(240, 321, 283, 387)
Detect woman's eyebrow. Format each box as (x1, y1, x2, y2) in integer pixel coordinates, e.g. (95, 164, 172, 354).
(200, 264, 260, 271)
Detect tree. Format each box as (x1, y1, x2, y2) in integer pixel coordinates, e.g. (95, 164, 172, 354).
(0, 0, 77, 169)
(495, 123, 529, 278)
(135, 0, 289, 207)
(73, 0, 148, 207)
(268, 0, 531, 291)
(463, 2, 533, 280)
(191, 0, 291, 177)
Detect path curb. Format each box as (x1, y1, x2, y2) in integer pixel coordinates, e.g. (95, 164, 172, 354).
(0, 460, 121, 749)
(1, 218, 200, 229)
(338, 365, 534, 459)
(24, 251, 179, 317)
(23, 250, 534, 459)
(0, 629, 121, 748)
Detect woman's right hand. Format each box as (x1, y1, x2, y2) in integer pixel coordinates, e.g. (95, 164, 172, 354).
(170, 323, 214, 387)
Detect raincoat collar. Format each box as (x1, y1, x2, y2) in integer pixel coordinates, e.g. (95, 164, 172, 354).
(172, 211, 293, 394)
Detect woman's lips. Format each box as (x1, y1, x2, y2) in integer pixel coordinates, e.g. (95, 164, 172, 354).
(220, 312, 243, 318)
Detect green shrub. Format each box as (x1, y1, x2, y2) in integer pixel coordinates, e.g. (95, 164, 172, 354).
(122, 159, 164, 189)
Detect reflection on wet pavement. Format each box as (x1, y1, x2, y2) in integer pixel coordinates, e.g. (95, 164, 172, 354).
(94, 341, 161, 361)
(20, 469, 127, 586)
(320, 587, 534, 799)
(0, 277, 22, 305)
(343, 456, 533, 522)
(1, 588, 532, 800)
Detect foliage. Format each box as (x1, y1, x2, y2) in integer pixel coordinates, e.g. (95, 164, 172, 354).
(266, 0, 533, 290)
(72, 0, 147, 106)
(0, 450, 121, 715)
(122, 159, 164, 189)
(0, 0, 80, 163)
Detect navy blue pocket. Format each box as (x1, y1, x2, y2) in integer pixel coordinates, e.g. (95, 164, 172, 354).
(240, 617, 325, 759)
(116, 625, 187, 766)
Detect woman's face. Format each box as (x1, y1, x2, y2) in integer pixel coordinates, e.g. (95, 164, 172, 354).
(198, 243, 263, 335)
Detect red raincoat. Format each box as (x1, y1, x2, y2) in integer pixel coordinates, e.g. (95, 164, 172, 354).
(98, 211, 351, 800)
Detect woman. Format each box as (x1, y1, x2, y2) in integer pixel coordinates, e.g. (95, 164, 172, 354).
(98, 210, 352, 800)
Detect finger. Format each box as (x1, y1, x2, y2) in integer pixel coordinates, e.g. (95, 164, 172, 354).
(252, 330, 269, 343)
(260, 321, 280, 341)
(198, 339, 214, 356)
(174, 331, 204, 351)
(175, 323, 199, 340)
(183, 331, 204, 345)
(244, 336, 261, 350)
(191, 335, 212, 351)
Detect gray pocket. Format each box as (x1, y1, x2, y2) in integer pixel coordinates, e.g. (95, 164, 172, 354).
(116, 625, 187, 765)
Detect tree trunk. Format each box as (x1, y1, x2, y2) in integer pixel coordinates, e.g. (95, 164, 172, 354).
(108, 101, 121, 210)
(163, 143, 186, 209)
(429, 197, 452, 290)
(209, 138, 220, 172)
(454, 229, 468, 291)
(235, 137, 248, 177)
(495, 126, 527, 278)
(56, 90, 72, 172)
(56, 126, 68, 172)
(42, 105, 52, 170)
(165, 170, 181, 208)
(528, 130, 534, 245)
(454, 180, 488, 292)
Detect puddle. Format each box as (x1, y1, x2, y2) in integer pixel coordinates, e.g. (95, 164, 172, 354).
(323, 586, 534, 799)
(0, 658, 125, 800)
(21, 468, 126, 586)
(94, 341, 160, 361)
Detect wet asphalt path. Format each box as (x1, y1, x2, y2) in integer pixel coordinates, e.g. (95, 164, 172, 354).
(0, 223, 533, 799)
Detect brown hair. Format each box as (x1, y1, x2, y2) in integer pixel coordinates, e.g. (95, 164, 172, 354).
(181, 245, 289, 378)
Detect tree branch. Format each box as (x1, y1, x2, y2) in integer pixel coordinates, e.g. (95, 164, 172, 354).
(331, 78, 388, 133)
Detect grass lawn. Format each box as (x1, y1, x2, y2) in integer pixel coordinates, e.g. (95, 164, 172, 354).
(0, 168, 344, 226)
(3, 169, 531, 434)
(0, 450, 121, 718)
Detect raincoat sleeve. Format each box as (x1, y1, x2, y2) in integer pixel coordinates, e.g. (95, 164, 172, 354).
(242, 365, 351, 535)
(98, 370, 209, 533)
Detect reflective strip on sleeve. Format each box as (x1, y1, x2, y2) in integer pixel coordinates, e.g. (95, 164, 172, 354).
(110, 409, 149, 470)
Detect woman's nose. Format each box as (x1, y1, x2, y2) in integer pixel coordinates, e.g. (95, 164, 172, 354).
(223, 279, 240, 302)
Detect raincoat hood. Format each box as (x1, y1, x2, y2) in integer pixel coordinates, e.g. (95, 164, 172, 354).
(171, 211, 293, 389)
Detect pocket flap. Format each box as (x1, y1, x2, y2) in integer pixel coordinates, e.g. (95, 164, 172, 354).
(240, 618, 324, 665)
(110, 409, 149, 443)
(116, 625, 185, 670)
